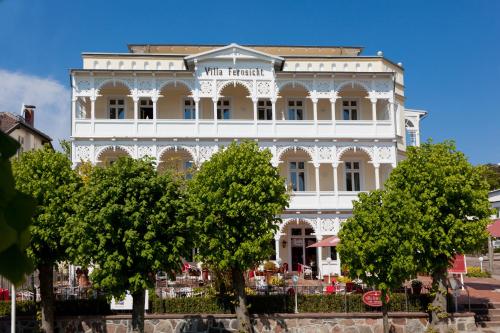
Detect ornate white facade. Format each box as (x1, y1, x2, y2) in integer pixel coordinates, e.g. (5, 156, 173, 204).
(71, 43, 426, 277)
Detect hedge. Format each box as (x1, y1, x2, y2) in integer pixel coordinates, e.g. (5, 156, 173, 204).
(150, 293, 430, 314)
(1, 293, 430, 317)
(0, 298, 111, 317)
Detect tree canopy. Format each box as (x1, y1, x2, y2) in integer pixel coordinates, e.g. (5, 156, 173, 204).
(0, 132, 35, 285)
(12, 144, 81, 332)
(481, 163, 500, 191)
(185, 141, 289, 333)
(66, 157, 192, 332)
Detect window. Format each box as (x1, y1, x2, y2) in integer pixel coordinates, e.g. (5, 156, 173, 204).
(108, 99, 125, 119)
(184, 161, 193, 180)
(345, 161, 361, 191)
(139, 99, 153, 119)
(289, 161, 306, 191)
(184, 99, 196, 120)
(305, 228, 314, 236)
(342, 100, 358, 120)
(288, 100, 304, 120)
(217, 99, 231, 120)
(258, 100, 272, 120)
(329, 247, 338, 261)
(291, 228, 303, 236)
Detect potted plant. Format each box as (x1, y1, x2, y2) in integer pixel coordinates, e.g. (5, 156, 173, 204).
(411, 279, 423, 295)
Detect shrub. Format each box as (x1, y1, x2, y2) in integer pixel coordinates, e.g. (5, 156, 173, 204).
(0, 298, 110, 317)
(466, 266, 491, 278)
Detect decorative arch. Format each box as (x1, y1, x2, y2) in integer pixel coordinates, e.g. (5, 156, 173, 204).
(157, 145, 197, 163)
(95, 145, 133, 162)
(278, 218, 319, 236)
(277, 80, 312, 95)
(405, 119, 415, 128)
(335, 80, 370, 94)
(336, 146, 374, 162)
(277, 146, 315, 162)
(157, 79, 195, 94)
(217, 80, 253, 97)
(95, 79, 133, 93)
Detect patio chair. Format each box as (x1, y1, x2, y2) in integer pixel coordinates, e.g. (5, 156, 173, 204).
(299, 264, 313, 279)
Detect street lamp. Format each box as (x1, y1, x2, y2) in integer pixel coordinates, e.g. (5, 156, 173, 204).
(326, 257, 332, 284)
(479, 256, 484, 272)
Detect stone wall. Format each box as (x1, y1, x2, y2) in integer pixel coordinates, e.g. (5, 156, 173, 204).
(0, 312, 478, 333)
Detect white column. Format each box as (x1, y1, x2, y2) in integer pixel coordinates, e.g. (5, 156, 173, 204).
(194, 97, 200, 136)
(152, 96, 158, 136)
(71, 97, 77, 134)
(213, 98, 218, 135)
(371, 98, 377, 136)
(271, 99, 277, 134)
(333, 164, 339, 196)
(90, 97, 96, 134)
(133, 96, 139, 135)
(275, 238, 280, 263)
(312, 99, 318, 132)
(253, 99, 258, 134)
(416, 130, 421, 146)
(316, 244, 322, 279)
(390, 100, 397, 137)
(330, 98, 336, 132)
(315, 164, 320, 197)
(374, 164, 380, 189)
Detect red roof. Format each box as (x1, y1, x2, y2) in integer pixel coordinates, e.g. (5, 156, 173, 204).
(307, 235, 340, 248)
(488, 219, 500, 238)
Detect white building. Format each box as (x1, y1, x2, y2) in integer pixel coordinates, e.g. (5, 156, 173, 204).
(70, 43, 426, 277)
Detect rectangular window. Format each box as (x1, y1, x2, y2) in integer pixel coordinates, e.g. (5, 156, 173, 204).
(345, 161, 361, 191)
(217, 99, 231, 120)
(288, 100, 304, 120)
(291, 228, 303, 236)
(139, 99, 153, 119)
(258, 100, 273, 120)
(184, 99, 196, 120)
(184, 161, 193, 180)
(342, 100, 358, 120)
(329, 246, 338, 261)
(289, 161, 306, 191)
(108, 99, 125, 119)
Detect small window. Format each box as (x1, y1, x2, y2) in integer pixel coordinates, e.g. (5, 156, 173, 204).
(288, 99, 304, 120)
(217, 99, 231, 120)
(184, 161, 193, 180)
(289, 161, 306, 191)
(291, 228, 302, 236)
(258, 100, 273, 120)
(139, 99, 153, 119)
(329, 247, 338, 261)
(108, 99, 125, 119)
(184, 99, 196, 120)
(345, 161, 361, 191)
(342, 100, 358, 120)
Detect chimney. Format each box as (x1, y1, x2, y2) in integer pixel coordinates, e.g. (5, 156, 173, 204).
(22, 104, 36, 127)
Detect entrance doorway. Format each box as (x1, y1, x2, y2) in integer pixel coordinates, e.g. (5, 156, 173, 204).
(290, 227, 317, 274)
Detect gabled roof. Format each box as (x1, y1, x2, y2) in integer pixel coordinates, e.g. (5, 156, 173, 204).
(0, 112, 52, 144)
(184, 43, 284, 71)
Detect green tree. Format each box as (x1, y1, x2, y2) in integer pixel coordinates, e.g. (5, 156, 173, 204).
(385, 141, 491, 326)
(338, 190, 420, 333)
(12, 145, 81, 332)
(185, 141, 289, 332)
(66, 157, 191, 333)
(481, 163, 500, 191)
(0, 132, 35, 286)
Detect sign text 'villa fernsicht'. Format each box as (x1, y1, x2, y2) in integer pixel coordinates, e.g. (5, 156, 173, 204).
(204, 67, 264, 77)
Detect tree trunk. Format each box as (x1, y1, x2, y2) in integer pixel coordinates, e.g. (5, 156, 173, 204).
(131, 289, 146, 333)
(381, 291, 390, 333)
(430, 269, 448, 330)
(39, 264, 55, 333)
(232, 267, 253, 333)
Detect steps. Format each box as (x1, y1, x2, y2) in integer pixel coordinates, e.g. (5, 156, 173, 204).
(479, 302, 500, 330)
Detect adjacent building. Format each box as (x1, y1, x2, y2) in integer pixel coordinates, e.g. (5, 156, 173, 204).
(70, 43, 426, 277)
(0, 105, 52, 155)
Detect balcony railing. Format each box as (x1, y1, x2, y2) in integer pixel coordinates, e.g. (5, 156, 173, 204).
(73, 119, 395, 139)
(288, 191, 365, 210)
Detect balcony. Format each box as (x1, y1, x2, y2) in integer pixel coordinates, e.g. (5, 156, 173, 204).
(73, 118, 394, 139)
(288, 191, 363, 210)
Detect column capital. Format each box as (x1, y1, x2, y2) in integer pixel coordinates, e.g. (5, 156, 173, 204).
(310, 97, 319, 104)
(329, 97, 338, 103)
(370, 98, 378, 104)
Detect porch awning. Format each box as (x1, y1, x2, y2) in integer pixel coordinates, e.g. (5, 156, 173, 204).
(306, 236, 340, 248)
(488, 219, 500, 238)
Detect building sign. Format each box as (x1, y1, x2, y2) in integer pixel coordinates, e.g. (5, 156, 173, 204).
(110, 290, 149, 310)
(362, 291, 390, 307)
(204, 67, 264, 77)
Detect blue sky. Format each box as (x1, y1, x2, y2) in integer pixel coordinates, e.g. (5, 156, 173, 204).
(0, 0, 498, 164)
